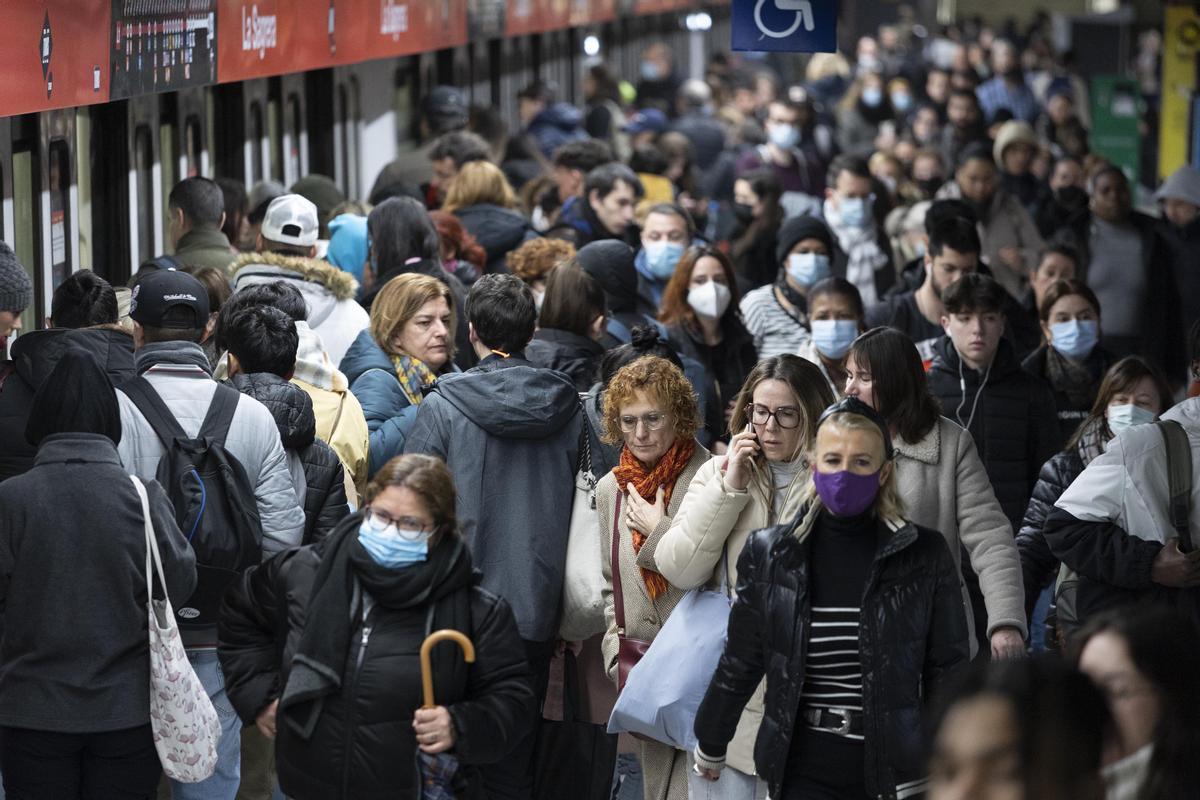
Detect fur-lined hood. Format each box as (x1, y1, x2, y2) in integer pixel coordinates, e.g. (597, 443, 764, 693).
(228, 251, 358, 301)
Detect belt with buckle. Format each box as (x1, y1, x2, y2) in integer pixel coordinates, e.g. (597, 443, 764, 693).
(802, 706, 864, 737)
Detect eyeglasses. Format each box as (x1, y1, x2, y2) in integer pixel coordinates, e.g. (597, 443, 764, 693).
(619, 412, 670, 433)
(747, 403, 802, 430)
(364, 507, 434, 540)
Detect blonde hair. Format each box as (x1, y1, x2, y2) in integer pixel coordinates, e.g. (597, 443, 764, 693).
(793, 411, 906, 542)
(368, 273, 456, 360)
(442, 160, 516, 213)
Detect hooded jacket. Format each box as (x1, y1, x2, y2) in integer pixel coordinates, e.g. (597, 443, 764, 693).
(339, 329, 458, 478)
(453, 204, 537, 275)
(228, 373, 350, 545)
(693, 512, 968, 800)
(0, 327, 135, 482)
(927, 337, 1062, 528)
(1044, 397, 1200, 622)
(217, 523, 535, 800)
(525, 328, 607, 392)
(404, 354, 582, 642)
(231, 252, 369, 367)
(524, 102, 588, 159)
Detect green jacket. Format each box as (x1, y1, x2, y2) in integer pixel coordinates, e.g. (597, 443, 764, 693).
(174, 228, 236, 271)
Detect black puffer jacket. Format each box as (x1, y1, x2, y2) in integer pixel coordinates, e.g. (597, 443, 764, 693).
(228, 372, 349, 545)
(927, 337, 1062, 528)
(0, 326, 135, 482)
(218, 524, 535, 800)
(694, 514, 968, 799)
(525, 328, 607, 392)
(1015, 446, 1085, 620)
(453, 204, 537, 274)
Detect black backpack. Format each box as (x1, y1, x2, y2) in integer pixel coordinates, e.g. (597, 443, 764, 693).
(123, 377, 263, 628)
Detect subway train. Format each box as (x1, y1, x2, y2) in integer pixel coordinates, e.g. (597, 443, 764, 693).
(0, 0, 732, 332)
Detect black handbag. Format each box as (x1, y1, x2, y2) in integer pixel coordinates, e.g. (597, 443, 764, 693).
(532, 648, 618, 800)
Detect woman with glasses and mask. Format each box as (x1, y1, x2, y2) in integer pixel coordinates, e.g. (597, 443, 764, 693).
(659, 246, 758, 451)
(596, 355, 710, 800)
(218, 454, 535, 800)
(693, 397, 968, 799)
(656, 355, 835, 797)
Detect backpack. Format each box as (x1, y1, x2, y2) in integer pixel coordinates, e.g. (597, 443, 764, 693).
(1055, 420, 1193, 637)
(122, 377, 263, 628)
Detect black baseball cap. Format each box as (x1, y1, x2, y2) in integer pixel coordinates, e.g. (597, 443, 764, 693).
(422, 86, 468, 133)
(129, 268, 210, 329)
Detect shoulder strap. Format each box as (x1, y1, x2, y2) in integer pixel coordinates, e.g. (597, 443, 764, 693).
(611, 493, 627, 634)
(122, 376, 188, 449)
(131, 475, 170, 608)
(1157, 420, 1193, 552)
(198, 384, 241, 446)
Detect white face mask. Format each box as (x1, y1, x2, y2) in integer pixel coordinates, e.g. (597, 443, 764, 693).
(687, 281, 732, 320)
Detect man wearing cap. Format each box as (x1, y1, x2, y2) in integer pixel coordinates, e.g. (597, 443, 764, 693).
(114, 268, 304, 800)
(229, 194, 369, 366)
(168, 177, 237, 272)
(0, 242, 31, 357)
(369, 85, 470, 202)
(623, 107, 669, 152)
(1156, 165, 1200, 346)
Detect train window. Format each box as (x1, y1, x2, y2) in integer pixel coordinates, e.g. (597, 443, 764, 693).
(133, 126, 154, 267)
(249, 101, 264, 183)
(184, 115, 203, 179)
(394, 63, 416, 152)
(285, 94, 302, 186)
(11, 149, 39, 334)
(47, 141, 71, 289)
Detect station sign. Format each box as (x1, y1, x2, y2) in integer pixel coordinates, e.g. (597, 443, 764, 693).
(731, 0, 836, 53)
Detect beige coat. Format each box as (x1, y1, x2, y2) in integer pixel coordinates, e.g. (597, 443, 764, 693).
(895, 417, 1027, 653)
(599, 445, 710, 800)
(654, 454, 808, 777)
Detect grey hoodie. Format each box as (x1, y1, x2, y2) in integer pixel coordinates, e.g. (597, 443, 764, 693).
(404, 354, 581, 641)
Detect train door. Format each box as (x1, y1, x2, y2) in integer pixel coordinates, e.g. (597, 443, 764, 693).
(41, 110, 77, 297)
(88, 102, 130, 286)
(332, 67, 362, 201)
(281, 73, 309, 187)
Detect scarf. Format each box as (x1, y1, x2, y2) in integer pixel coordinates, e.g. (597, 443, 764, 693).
(279, 515, 473, 740)
(134, 341, 213, 376)
(391, 353, 439, 406)
(1074, 417, 1108, 466)
(1044, 345, 1097, 409)
(823, 198, 889, 307)
(774, 270, 809, 320)
(292, 321, 349, 392)
(612, 438, 696, 599)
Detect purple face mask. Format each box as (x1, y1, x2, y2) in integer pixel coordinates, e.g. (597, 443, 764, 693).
(813, 469, 881, 517)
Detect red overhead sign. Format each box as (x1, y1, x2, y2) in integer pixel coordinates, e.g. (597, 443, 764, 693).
(0, 1, 108, 116)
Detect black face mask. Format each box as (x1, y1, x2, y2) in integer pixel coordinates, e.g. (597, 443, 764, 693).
(917, 178, 943, 197)
(732, 202, 756, 225)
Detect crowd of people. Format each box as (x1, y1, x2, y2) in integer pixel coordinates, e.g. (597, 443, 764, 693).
(0, 12, 1197, 800)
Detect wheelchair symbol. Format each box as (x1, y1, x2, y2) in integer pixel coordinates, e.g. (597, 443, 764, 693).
(754, 0, 815, 39)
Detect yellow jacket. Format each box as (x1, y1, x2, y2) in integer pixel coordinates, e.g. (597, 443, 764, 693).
(293, 378, 369, 504)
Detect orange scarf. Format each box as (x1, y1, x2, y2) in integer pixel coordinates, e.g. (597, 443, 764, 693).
(612, 438, 696, 600)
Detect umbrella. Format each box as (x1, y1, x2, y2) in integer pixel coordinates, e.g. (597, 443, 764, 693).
(417, 629, 476, 800)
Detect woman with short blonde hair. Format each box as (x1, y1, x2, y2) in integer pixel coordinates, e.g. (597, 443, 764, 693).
(443, 161, 535, 273)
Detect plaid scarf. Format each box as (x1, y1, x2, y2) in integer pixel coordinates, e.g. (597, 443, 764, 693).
(292, 321, 348, 392)
(612, 438, 696, 600)
(390, 353, 438, 407)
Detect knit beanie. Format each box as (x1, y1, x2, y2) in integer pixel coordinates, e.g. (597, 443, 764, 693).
(0, 241, 32, 313)
(775, 214, 835, 266)
(1155, 165, 1200, 209)
(25, 345, 121, 447)
(993, 120, 1038, 166)
(576, 240, 638, 314)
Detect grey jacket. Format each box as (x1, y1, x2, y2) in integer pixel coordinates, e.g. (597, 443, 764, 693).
(0, 434, 196, 732)
(116, 342, 305, 562)
(405, 353, 582, 642)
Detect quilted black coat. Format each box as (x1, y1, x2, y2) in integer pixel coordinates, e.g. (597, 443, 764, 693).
(1015, 446, 1085, 619)
(228, 372, 349, 544)
(693, 514, 969, 799)
(927, 337, 1062, 528)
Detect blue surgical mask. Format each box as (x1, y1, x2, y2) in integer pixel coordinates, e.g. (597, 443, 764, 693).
(768, 123, 799, 150)
(839, 196, 870, 228)
(890, 91, 913, 112)
(640, 61, 662, 81)
(642, 241, 685, 280)
(358, 518, 428, 569)
(1050, 319, 1099, 361)
(810, 319, 859, 360)
(862, 87, 883, 107)
(786, 252, 831, 288)
(1107, 403, 1156, 435)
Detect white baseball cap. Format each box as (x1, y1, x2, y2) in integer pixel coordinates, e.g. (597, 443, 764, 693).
(261, 194, 319, 247)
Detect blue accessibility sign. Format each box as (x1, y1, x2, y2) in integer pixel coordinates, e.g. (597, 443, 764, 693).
(731, 0, 837, 53)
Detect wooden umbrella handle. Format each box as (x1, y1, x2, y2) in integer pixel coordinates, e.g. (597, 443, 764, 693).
(420, 629, 476, 709)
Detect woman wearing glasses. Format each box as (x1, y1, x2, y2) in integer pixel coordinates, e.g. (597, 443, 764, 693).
(658, 246, 758, 451)
(217, 454, 535, 800)
(655, 355, 835, 797)
(597, 355, 709, 800)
